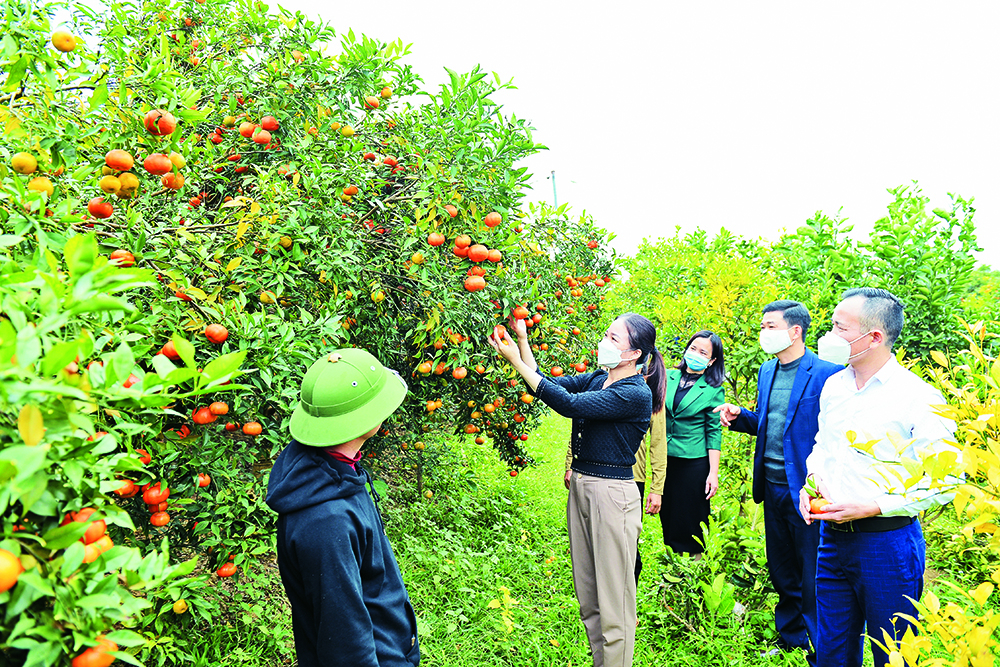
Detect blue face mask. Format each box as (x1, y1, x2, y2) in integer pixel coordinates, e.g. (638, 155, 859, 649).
(683, 351, 710, 372)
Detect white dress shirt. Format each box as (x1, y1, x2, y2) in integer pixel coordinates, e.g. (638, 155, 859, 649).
(806, 355, 958, 517)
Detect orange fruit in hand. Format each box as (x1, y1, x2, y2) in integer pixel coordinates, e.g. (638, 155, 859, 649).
(809, 498, 831, 514)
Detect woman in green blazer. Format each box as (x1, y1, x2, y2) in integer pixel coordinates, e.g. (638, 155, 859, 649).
(659, 330, 726, 556)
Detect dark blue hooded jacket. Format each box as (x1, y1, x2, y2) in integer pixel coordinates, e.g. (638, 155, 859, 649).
(265, 440, 419, 667)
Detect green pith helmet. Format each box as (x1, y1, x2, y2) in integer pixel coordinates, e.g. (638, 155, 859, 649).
(289, 348, 408, 447)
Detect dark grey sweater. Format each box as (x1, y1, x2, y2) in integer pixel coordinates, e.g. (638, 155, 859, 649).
(532, 371, 652, 479)
(763, 356, 801, 484)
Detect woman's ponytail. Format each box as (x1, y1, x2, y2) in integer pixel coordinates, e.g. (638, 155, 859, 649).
(645, 347, 667, 414)
(618, 313, 668, 414)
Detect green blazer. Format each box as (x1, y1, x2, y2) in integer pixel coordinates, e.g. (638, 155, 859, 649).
(663, 369, 725, 458)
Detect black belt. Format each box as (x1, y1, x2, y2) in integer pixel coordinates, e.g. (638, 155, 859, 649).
(828, 515, 915, 533)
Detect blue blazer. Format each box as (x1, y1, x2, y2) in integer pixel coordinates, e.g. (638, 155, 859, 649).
(730, 349, 842, 515)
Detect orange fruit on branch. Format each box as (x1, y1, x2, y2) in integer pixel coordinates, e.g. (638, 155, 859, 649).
(143, 153, 172, 175)
(51, 31, 76, 53)
(144, 109, 177, 136)
(71, 635, 117, 667)
(12, 152, 38, 174)
(87, 198, 114, 219)
(209, 402, 229, 416)
(467, 244, 489, 262)
(205, 323, 229, 343)
(192, 407, 216, 424)
(426, 230, 445, 245)
(0, 549, 23, 594)
(242, 421, 262, 436)
(98, 175, 121, 193)
(483, 211, 502, 227)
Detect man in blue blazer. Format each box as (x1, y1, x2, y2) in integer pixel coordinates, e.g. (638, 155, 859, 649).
(715, 301, 842, 666)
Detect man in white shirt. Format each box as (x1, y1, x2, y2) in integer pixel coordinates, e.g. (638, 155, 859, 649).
(798, 288, 957, 667)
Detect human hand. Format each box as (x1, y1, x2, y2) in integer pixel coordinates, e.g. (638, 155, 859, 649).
(487, 326, 521, 364)
(704, 472, 719, 500)
(512, 317, 528, 341)
(798, 487, 814, 525)
(564, 470, 572, 490)
(645, 493, 661, 515)
(713, 403, 742, 427)
(810, 501, 882, 524)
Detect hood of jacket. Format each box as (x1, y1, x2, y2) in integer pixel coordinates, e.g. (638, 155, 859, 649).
(265, 440, 366, 514)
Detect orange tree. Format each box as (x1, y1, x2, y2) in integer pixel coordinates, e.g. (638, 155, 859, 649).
(0, 0, 614, 664)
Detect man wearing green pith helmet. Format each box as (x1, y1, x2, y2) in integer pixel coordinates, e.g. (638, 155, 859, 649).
(265, 349, 419, 667)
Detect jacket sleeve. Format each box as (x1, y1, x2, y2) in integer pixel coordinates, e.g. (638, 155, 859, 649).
(729, 366, 763, 435)
(647, 409, 668, 495)
(290, 513, 381, 667)
(529, 371, 595, 396)
(534, 376, 649, 420)
(705, 385, 725, 451)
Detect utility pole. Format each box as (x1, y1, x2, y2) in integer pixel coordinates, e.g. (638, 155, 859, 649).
(549, 170, 557, 208)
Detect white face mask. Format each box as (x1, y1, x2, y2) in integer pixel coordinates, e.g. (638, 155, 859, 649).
(597, 338, 632, 368)
(759, 329, 793, 355)
(817, 330, 872, 365)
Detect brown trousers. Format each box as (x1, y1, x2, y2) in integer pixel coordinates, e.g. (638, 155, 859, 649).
(567, 472, 642, 667)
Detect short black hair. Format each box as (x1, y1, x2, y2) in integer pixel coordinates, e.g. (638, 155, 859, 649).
(841, 288, 905, 348)
(677, 330, 726, 388)
(762, 300, 811, 338)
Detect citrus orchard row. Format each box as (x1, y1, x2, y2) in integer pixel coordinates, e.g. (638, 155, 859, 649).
(0, 0, 616, 664)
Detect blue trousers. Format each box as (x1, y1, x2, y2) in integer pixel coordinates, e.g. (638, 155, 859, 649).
(816, 520, 924, 667)
(763, 481, 820, 664)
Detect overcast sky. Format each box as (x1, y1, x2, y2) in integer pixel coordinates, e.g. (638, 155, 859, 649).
(282, 1, 999, 269)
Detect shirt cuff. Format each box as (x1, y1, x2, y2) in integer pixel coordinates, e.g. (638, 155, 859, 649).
(874, 494, 911, 517)
(530, 374, 549, 398)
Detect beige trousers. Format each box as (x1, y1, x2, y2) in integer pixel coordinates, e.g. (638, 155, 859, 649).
(567, 472, 642, 667)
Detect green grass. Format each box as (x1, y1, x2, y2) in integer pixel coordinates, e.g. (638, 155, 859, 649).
(198, 411, 996, 666)
(387, 413, 808, 666)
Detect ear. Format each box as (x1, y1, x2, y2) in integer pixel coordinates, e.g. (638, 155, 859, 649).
(869, 329, 885, 346)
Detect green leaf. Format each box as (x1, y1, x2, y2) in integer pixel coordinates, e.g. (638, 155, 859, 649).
(41, 523, 89, 551)
(88, 83, 109, 111)
(61, 542, 85, 577)
(63, 233, 98, 278)
(105, 630, 146, 648)
(171, 332, 196, 369)
(0, 234, 24, 247)
(69, 295, 134, 315)
(2, 56, 27, 93)
(40, 339, 80, 376)
(202, 350, 247, 382)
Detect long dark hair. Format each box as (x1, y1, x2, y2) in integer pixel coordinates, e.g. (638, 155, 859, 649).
(677, 330, 725, 388)
(618, 313, 667, 414)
